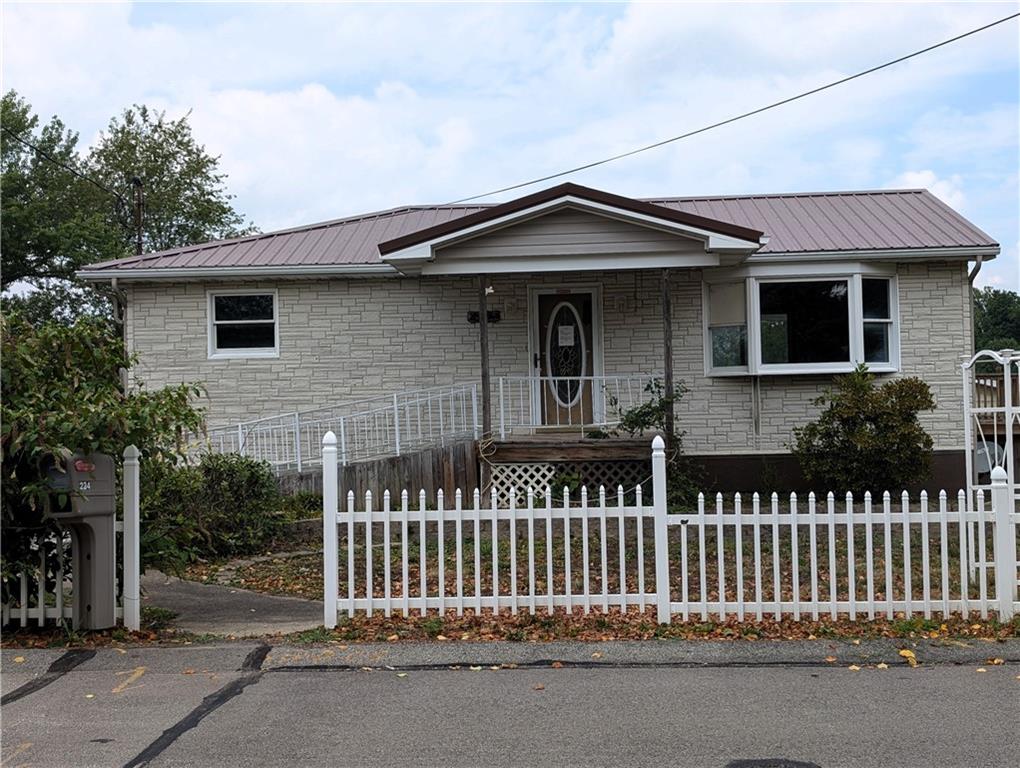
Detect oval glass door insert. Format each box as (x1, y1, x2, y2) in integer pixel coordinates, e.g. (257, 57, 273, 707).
(545, 301, 586, 407)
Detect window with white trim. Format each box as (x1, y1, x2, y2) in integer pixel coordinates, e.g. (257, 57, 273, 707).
(706, 282, 748, 372)
(208, 292, 279, 358)
(862, 278, 893, 364)
(704, 273, 898, 376)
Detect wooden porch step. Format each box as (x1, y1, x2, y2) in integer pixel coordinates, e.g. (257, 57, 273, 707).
(487, 437, 652, 463)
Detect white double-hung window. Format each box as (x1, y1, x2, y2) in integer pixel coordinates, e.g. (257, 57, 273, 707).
(207, 290, 279, 359)
(704, 271, 898, 376)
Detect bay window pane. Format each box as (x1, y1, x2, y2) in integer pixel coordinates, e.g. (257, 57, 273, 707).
(864, 322, 889, 363)
(759, 280, 850, 364)
(862, 279, 890, 319)
(711, 326, 747, 368)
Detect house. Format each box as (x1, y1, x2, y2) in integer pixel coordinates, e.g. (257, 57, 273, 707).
(78, 183, 999, 492)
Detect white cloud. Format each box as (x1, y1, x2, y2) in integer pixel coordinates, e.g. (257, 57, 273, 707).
(884, 170, 967, 209)
(1, 0, 1016, 288)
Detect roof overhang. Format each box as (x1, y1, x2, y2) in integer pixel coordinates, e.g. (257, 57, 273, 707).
(744, 245, 1000, 264)
(377, 183, 766, 276)
(76, 264, 398, 282)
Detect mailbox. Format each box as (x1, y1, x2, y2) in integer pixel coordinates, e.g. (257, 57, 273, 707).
(43, 451, 117, 630)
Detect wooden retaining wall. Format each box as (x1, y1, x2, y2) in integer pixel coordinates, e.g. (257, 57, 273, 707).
(277, 440, 479, 500)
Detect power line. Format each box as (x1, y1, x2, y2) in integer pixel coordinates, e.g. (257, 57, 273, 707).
(1, 124, 127, 209)
(448, 12, 1020, 204)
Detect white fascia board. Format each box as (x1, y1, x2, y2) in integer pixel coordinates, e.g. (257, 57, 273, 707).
(382, 195, 763, 268)
(704, 260, 898, 281)
(77, 264, 399, 281)
(744, 245, 999, 264)
(419, 252, 722, 276)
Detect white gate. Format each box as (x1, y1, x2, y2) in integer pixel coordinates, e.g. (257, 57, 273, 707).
(962, 348, 1020, 505)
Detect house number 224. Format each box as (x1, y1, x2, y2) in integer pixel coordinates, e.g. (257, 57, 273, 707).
(78, 480, 92, 491)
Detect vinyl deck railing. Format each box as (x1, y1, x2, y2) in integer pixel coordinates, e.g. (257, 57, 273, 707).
(197, 374, 662, 472)
(199, 383, 480, 471)
(497, 374, 660, 439)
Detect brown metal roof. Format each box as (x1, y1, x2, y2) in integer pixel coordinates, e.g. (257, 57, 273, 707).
(82, 187, 998, 273)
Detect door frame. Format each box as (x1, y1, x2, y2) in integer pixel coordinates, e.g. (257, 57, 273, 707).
(527, 283, 606, 426)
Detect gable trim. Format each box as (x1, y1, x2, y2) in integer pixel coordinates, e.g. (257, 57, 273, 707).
(377, 182, 764, 256)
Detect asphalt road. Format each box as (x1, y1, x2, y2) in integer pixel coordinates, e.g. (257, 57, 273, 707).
(2, 641, 1018, 768)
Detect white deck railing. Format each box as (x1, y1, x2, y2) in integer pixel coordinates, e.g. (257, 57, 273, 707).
(198, 374, 662, 471)
(201, 383, 479, 471)
(497, 374, 660, 439)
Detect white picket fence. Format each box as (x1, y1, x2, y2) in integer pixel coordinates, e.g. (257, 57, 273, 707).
(1, 446, 142, 631)
(322, 434, 1020, 626)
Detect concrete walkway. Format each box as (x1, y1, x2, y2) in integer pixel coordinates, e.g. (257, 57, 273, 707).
(141, 571, 322, 637)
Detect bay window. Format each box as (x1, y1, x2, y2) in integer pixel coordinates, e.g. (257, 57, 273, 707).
(704, 272, 898, 376)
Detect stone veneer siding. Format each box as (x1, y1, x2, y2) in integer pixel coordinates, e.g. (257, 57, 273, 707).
(124, 261, 970, 455)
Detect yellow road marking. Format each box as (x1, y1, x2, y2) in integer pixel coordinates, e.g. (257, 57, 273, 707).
(0, 742, 33, 766)
(111, 666, 146, 694)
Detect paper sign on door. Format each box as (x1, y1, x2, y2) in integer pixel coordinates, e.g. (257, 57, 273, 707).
(557, 325, 575, 347)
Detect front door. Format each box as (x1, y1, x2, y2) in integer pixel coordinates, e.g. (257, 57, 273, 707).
(535, 290, 596, 427)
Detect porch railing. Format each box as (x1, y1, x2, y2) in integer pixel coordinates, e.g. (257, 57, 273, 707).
(200, 383, 479, 471)
(196, 374, 661, 472)
(497, 374, 660, 439)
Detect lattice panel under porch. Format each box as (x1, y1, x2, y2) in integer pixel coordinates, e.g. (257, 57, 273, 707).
(489, 460, 651, 506)
(489, 462, 557, 507)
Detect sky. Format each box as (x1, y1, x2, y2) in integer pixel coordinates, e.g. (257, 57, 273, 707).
(3, 0, 1018, 289)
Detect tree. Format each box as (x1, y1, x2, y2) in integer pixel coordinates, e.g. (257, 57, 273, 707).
(973, 286, 1020, 352)
(1, 92, 252, 324)
(88, 105, 252, 254)
(0, 312, 204, 603)
(792, 365, 935, 496)
(1, 92, 123, 322)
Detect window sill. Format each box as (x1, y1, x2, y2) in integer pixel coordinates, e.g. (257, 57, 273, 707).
(755, 363, 898, 376)
(208, 349, 280, 360)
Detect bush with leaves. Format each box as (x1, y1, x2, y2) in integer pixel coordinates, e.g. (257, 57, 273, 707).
(605, 378, 702, 508)
(141, 453, 283, 568)
(792, 365, 935, 496)
(0, 312, 203, 603)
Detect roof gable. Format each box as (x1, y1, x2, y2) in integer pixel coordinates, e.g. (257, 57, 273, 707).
(377, 182, 764, 256)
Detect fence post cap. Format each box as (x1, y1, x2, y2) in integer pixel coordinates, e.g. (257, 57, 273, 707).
(990, 465, 1008, 483)
(651, 435, 665, 452)
(323, 431, 337, 447)
(123, 444, 140, 459)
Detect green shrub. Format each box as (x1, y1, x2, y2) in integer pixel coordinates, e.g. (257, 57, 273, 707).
(141, 453, 282, 571)
(1, 312, 203, 604)
(792, 365, 935, 495)
(279, 491, 322, 521)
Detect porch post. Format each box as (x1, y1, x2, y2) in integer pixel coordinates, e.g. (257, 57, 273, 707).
(660, 268, 676, 455)
(478, 274, 492, 439)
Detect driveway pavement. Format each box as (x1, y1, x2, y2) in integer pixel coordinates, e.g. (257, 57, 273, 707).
(141, 571, 322, 636)
(2, 640, 1017, 768)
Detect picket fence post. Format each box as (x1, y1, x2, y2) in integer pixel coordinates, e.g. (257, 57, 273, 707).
(122, 445, 141, 632)
(651, 436, 671, 624)
(322, 431, 339, 628)
(990, 466, 1017, 620)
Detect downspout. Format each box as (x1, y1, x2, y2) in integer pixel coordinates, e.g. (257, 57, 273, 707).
(111, 277, 129, 393)
(968, 256, 983, 355)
